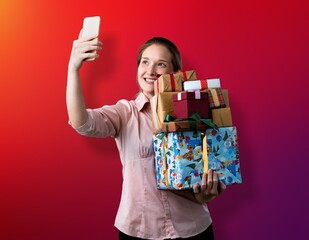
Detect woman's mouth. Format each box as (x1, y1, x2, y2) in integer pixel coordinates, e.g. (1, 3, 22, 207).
(144, 78, 156, 83)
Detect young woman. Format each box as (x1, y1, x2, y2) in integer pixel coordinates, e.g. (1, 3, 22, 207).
(66, 30, 226, 240)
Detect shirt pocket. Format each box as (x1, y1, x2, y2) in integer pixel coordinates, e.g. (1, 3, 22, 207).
(138, 140, 154, 158)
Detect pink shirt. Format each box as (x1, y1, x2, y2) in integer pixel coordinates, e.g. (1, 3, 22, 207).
(73, 92, 212, 239)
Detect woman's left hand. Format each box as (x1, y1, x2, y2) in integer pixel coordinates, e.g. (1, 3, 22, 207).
(193, 169, 226, 203)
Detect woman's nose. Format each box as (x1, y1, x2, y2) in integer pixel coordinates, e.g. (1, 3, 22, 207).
(147, 64, 157, 76)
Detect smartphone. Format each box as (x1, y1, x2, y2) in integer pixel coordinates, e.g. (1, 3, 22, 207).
(82, 16, 101, 60)
(82, 16, 101, 38)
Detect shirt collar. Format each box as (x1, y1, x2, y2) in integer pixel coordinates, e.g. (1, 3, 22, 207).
(135, 92, 150, 112)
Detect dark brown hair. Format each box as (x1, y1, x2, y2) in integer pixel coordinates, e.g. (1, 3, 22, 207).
(137, 37, 182, 71)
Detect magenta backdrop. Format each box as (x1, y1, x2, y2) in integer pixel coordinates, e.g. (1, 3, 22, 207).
(1, 0, 308, 239)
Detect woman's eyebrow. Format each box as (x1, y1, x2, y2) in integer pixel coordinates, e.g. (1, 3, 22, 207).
(141, 57, 169, 63)
(158, 59, 169, 63)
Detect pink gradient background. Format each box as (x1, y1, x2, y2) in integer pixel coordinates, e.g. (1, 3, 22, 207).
(1, 0, 308, 239)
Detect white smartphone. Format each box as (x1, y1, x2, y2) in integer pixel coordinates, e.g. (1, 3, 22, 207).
(82, 16, 101, 60)
(82, 16, 101, 38)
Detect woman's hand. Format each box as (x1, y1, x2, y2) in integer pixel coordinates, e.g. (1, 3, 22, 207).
(193, 170, 226, 203)
(68, 29, 103, 72)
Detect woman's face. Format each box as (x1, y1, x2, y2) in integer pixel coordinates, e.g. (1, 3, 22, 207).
(137, 44, 174, 99)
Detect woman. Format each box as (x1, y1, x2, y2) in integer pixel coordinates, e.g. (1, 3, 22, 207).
(66, 30, 226, 239)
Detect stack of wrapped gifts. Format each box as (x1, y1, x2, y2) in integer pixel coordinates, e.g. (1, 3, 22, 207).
(151, 70, 242, 190)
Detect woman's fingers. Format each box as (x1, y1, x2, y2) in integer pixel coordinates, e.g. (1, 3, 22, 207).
(80, 44, 102, 54)
(200, 172, 207, 193)
(203, 170, 219, 194)
(207, 170, 213, 192)
(74, 38, 102, 49)
(72, 38, 102, 58)
(69, 41, 100, 70)
(193, 182, 200, 194)
(210, 171, 219, 194)
(193, 170, 226, 204)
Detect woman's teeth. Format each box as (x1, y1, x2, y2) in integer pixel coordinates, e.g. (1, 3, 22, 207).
(145, 78, 156, 83)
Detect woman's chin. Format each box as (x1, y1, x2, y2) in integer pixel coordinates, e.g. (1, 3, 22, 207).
(142, 89, 154, 99)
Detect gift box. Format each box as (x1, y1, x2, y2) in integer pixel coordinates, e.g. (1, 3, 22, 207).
(183, 78, 221, 91)
(154, 70, 197, 94)
(221, 89, 230, 107)
(205, 127, 242, 185)
(173, 91, 209, 119)
(154, 74, 183, 93)
(177, 70, 197, 81)
(150, 92, 179, 133)
(211, 107, 233, 127)
(161, 118, 216, 132)
(207, 88, 226, 108)
(154, 131, 206, 190)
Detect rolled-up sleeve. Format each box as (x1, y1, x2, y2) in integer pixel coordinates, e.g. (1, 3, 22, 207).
(72, 100, 131, 138)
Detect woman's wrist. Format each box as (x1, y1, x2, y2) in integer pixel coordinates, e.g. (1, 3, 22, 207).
(68, 63, 80, 74)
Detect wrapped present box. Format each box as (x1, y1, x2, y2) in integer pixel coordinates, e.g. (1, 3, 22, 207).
(154, 74, 183, 93)
(154, 70, 197, 94)
(177, 70, 197, 81)
(205, 89, 229, 107)
(173, 91, 209, 119)
(221, 89, 230, 107)
(207, 88, 226, 108)
(161, 118, 216, 132)
(205, 127, 242, 185)
(150, 92, 179, 133)
(154, 131, 206, 190)
(154, 127, 242, 190)
(183, 78, 221, 91)
(212, 107, 233, 127)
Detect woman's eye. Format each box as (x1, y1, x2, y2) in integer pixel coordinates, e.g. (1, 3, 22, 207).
(142, 60, 149, 65)
(158, 63, 166, 67)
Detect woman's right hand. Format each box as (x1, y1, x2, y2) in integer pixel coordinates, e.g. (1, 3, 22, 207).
(68, 29, 103, 72)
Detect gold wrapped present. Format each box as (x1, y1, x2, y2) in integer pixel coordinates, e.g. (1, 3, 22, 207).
(150, 92, 179, 133)
(212, 107, 233, 127)
(154, 74, 183, 93)
(154, 70, 197, 94)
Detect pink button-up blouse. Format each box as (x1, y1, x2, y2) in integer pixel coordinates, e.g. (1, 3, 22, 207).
(72, 92, 212, 239)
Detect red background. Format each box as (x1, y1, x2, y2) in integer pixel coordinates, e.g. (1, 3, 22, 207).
(1, 0, 308, 239)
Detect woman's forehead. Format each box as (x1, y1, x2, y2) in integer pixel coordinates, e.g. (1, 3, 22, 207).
(142, 44, 172, 60)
